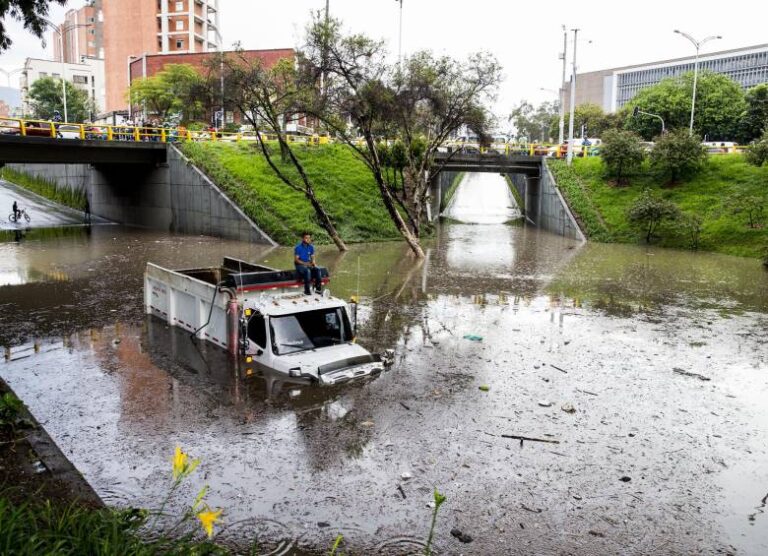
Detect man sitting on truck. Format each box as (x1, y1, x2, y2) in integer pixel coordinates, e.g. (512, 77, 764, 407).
(294, 231, 322, 295)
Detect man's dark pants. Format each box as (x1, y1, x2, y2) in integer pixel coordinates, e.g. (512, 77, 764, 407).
(295, 264, 321, 294)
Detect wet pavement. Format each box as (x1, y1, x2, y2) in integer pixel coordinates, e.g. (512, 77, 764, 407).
(1, 173, 768, 554)
(0, 179, 98, 230)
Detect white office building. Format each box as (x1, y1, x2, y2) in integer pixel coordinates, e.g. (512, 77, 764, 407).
(20, 57, 105, 120)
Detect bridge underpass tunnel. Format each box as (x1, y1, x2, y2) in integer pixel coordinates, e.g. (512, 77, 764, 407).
(441, 172, 521, 224)
(439, 172, 525, 271)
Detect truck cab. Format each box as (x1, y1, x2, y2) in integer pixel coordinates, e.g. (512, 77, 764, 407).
(241, 292, 385, 386)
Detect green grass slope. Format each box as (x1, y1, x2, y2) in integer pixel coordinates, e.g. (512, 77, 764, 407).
(549, 155, 768, 258)
(180, 142, 401, 245)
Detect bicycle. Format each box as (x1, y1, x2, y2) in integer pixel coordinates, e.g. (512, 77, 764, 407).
(8, 208, 31, 223)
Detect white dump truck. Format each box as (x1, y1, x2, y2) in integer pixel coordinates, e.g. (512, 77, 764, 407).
(144, 257, 390, 386)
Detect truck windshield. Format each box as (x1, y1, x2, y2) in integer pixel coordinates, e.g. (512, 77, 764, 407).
(270, 307, 352, 355)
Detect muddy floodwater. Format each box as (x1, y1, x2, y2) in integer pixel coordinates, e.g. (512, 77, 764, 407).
(2, 173, 768, 555)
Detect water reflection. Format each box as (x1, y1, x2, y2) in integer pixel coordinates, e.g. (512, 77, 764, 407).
(1, 223, 768, 554)
(442, 172, 520, 224)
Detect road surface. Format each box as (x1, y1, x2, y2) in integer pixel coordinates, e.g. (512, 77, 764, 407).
(0, 179, 97, 230)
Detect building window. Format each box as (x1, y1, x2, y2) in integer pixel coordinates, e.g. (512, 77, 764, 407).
(175, 20, 183, 30)
(40, 72, 48, 77)
(51, 73, 60, 78)
(175, 1, 183, 11)
(73, 75, 88, 84)
(176, 39, 184, 49)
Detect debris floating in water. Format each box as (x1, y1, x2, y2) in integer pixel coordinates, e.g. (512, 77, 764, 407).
(463, 334, 483, 342)
(479, 385, 490, 392)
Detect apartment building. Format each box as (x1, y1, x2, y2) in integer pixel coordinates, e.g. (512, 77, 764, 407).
(102, 0, 220, 112)
(52, 2, 102, 64)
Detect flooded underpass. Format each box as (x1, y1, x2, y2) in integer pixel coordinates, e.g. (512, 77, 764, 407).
(1, 173, 768, 554)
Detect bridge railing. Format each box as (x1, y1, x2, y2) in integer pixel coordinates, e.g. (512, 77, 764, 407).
(0, 117, 753, 157)
(0, 117, 335, 146)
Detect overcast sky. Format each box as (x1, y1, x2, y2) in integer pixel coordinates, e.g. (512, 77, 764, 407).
(1, 0, 767, 117)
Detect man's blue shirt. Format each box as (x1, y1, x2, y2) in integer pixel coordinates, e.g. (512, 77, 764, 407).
(295, 242, 314, 264)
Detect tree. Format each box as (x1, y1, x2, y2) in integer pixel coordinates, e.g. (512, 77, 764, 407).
(650, 129, 707, 184)
(624, 72, 746, 140)
(726, 191, 766, 229)
(128, 64, 206, 122)
(740, 84, 768, 143)
(301, 14, 501, 257)
(627, 189, 681, 243)
(556, 103, 617, 140)
(0, 0, 66, 51)
(680, 212, 704, 250)
(744, 130, 768, 167)
(509, 100, 558, 142)
(28, 76, 95, 122)
(600, 129, 644, 185)
(221, 52, 348, 252)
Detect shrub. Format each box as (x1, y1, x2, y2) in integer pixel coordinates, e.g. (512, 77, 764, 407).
(650, 129, 707, 184)
(680, 212, 704, 250)
(627, 188, 681, 243)
(744, 131, 768, 167)
(726, 191, 766, 228)
(600, 129, 645, 185)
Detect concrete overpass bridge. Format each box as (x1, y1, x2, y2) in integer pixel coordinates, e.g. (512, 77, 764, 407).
(430, 151, 583, 241)
(0, 136, 273, 244)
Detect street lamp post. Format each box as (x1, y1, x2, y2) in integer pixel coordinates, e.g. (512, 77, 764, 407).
(558, 25, 567, 145)
(127, 55, 138, 122)
(45, 19, 92, 123)
(674, 30, 722, 135)
(566, 28, 579, 165)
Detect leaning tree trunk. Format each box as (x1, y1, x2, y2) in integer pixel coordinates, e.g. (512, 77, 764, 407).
(377, 179, 425, 258)
(306, 190, 348, 252)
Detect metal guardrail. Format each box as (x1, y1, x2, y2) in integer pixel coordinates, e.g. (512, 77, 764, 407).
(0, 118, 750, 156)
(0, 118, 334, 145)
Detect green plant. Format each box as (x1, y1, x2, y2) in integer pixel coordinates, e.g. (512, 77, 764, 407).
(744, 131, 768, 167)
(650, 129, 708, 184)
(547, 160, 612, 241)
(0, 392, 22, 426)
(627, 188, 682, 243)
(0, 167, 87, 210)
(600, 129, 645, 185)
(424, 488, 446, 556)
(623, 71, 746, 141)
(726, 191, 766, 228)
(680, 212, 705, 250)
(28, 76, 96, 121)
(740, 84, 768, 143)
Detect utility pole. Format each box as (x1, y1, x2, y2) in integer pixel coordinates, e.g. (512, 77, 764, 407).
(566, 28, 579, 165)
(396, 0, 403, 66)
(558, 25, 567, 145)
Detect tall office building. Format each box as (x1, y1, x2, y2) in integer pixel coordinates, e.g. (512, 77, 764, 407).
(99, 0, 221, 113)
(563, 44, 768, 113)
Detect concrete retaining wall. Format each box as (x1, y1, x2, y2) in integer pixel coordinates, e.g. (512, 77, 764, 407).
(506, 162, 584, 241)
(7, 146, 275, 244)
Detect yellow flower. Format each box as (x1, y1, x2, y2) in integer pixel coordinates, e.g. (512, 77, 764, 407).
(172, 446, 187, 480)
(197, 507, 223, 538)
(172, 446, 200, 480)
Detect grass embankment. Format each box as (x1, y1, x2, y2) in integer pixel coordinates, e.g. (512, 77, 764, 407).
(549, 155, 768, 258)
(180, 142, 402, 245)
(0, 167, 87, 211)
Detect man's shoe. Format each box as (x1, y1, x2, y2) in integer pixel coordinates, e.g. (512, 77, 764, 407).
(304, 290, 312, 296)
(315, 288, 322, 294)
